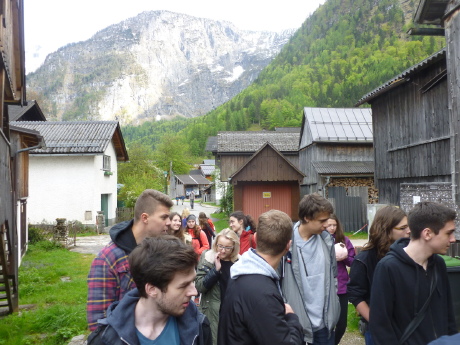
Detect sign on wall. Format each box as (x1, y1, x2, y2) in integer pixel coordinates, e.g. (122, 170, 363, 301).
(263, 192, 271, 198)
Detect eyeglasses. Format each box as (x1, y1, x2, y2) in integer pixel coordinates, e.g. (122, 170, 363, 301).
(394, 225, 409, 231)
(217, 244, 234, 251)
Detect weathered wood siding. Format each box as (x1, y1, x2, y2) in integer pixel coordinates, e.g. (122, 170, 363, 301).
(371, 57, 449, 204)
(219, 154, 299, 181)
(445, 4, 460, 204)
(299, 143, 374, 187)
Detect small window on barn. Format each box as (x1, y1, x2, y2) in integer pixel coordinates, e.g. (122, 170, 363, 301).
(103, 155, 111, 171)
(85, 211, 92, 221)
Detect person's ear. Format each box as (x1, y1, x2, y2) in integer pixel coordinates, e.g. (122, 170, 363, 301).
(145, 283, 158, 298)
(253, 232, 257, 244)
(422, 228, 432, 240)
(141, 212, 149, 223)
(286, 239, 292, 252)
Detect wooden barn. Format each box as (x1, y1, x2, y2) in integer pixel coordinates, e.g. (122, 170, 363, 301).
(356, 49, 449, 206)
(298, 107, 375, 231)
(211, 129, 303, 221)
(0, 0, 41, 316)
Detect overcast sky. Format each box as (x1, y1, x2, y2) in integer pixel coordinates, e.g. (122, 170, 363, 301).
(23, 0, 326, 73)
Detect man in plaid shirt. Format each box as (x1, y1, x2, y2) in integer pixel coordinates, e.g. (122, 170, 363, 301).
(86, 189, 173, 331)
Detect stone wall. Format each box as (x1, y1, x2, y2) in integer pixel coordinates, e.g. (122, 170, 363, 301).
(400, 182, 460, 241)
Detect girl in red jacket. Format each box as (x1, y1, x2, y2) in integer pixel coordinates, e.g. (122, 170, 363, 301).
(228, 211, 257, 254)
(186, 214, 209, 259)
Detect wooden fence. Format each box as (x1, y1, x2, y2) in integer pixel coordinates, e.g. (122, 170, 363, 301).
(116, 208, 134, 223)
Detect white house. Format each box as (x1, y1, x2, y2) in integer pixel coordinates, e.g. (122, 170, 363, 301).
(10, 121, 129, 226)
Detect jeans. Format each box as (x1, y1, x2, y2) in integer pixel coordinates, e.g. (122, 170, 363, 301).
(190, 199, 194, 209)
(364, 330, 374, 345)
(308, 327, 335, 345)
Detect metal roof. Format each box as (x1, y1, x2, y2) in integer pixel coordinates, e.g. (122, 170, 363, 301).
(175, 174, 211, 185)
(301, 107, 373, 146)
(10, 121, 129, 160)
(312, 161, 374, 175)
(217, 131, 300, 153)
(414, 0, 449, 25)
(200, 165, 215, 176)
(356, 48, 446, 106)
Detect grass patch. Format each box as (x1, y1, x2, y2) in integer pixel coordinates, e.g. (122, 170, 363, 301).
(210, 212, 229, 232)
(347, 303, 361, 332)
(0, 241, 94, 344)
(345, 231, 368, 240)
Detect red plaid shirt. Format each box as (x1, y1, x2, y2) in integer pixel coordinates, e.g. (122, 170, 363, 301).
(86, 241, 136, 331)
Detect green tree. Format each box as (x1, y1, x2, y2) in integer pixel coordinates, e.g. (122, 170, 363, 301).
(118, 143, 163, 207)
(153, 135, 191, 174)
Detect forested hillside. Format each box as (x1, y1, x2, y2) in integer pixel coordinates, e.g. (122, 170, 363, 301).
(122, 0, 444, 157)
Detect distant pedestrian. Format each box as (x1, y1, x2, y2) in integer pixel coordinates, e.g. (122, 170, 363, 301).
(326, 214, 355, 345)
(228, 211, 256, 254)
(217, 210, 303, 345)
(190, 190, 196, 209)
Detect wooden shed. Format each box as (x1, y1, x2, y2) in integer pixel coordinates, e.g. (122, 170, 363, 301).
(356, 49, 449, 206)
(298, 108, 375, 231)
(230, 142, 304, 221)
(212, 129, 303, 221)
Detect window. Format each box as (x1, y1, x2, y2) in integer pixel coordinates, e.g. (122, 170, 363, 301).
(103, 155, 111, 171)
(85, 211, 92, 221)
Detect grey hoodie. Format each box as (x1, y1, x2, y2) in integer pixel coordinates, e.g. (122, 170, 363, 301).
(231, 248, 280, 281)
(279, 222, 340, 343)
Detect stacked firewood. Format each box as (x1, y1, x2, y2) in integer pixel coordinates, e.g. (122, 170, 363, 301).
(327, 177, 379, 204)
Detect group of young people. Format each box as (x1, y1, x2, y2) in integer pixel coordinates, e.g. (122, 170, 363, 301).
(85, 188, 459, 345)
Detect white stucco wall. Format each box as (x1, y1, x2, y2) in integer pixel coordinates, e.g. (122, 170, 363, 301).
(27, 143, 118, 226)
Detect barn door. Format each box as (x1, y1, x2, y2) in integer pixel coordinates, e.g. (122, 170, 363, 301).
(242, 184, 291, 222)
(328, 186, 367, 233)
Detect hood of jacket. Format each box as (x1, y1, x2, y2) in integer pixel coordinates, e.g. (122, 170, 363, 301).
(105, 288, 203, 345)
(230, 248, 279, 281)
(109, 219, 137, 254)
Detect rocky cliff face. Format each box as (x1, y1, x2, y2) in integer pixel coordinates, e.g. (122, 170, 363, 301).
(26, 11, 293, 123)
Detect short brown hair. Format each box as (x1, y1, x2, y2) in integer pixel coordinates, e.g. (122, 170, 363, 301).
(298, 194, 333, 224)
(134, 189, 173, 222)
(409, 202, 456, 239)
(129, 235, 197, 297)
(256, 210, 293, 256)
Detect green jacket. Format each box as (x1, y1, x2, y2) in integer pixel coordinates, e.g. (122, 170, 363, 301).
(195, 249, 239, 344)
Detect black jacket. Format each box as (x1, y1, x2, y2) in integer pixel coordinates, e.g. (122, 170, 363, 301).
(347, 247, 379, 308)
(217, 249, 303, 345)
(370, 238, 457, 345)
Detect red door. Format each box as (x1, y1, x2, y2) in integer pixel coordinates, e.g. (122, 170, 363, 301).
(242, 184, 292, 221)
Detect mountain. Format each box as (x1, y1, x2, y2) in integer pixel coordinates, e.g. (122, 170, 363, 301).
(26, 11, 293, 123)
(120, 0, 445, 156)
